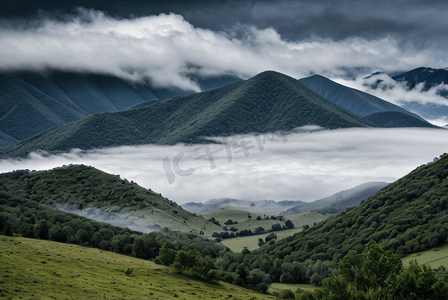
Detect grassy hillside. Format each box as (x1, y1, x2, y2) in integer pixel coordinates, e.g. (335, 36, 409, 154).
(255, 152, 448, 263)
(0, 71, 376, 158)
(215, 152, 448, 286)
(402, 243, 448, 270)
(0, 165, 222, 236)
(0, 235, 274, 300)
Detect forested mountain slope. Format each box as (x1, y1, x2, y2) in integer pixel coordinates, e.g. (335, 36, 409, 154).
(1, 71, 375, 158)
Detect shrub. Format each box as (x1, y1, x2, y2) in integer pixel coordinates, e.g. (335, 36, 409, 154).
(277, 289, 295, 299)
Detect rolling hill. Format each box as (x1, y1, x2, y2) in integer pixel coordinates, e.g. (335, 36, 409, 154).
(0, 70, 376, 158)
(0, 164, 222, 236)
(0, 235, 274, 300)
(298, 74, 435, 127)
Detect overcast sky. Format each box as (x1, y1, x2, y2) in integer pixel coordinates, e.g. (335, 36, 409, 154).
(1, 0, 447, 90)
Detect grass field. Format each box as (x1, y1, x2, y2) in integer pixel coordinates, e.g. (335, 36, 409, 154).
(205, 207, 332, 253)
(221, 228, 303, 252)
(0, 235, 275, 300)
(269, 283, 320, 293)
(402, 242, 448, 269)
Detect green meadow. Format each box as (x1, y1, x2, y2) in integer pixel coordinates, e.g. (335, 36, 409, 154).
(221, 228, 303, 252)
(202, 207, 332, 252)
(0, 235, 275, 300)
(402, 242, 448, 269)
(269, 283, 319, 293)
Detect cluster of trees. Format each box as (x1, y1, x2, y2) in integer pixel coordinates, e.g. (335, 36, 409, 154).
(211, 219, 294, 242)
(152, 242, 220, 281)
(215, 249, 338, 291)
(298, 241, 448, 299)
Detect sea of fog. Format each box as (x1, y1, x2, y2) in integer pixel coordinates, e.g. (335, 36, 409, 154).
(1, 127, 448, 205)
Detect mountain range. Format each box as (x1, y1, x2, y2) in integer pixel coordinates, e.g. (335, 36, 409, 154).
(282, 181, 389, 215)
(365, 67, 448, 122)
(0, 70, 242, 149)
(0, 68, 443, 158)
(182, 181, 389, 215)
(298, 74, 434, 128)
(0, 71, 377, 158)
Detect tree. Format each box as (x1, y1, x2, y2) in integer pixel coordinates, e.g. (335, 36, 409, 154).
(254, 226, 265, 234)
(234, 263, 249, 286)
(48, 225, 67, 243)
(271, 223, 282, 231)
(158, 245, 177, 266)
(174, 249, 197, 270)
(34, 219, 50, 239)
(265, 232, 277, 242)
(278, 289, 295, 299)
(285, 220, 294, 229)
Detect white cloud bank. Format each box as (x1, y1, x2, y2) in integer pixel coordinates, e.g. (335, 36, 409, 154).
(0, 8, 446, 91)
(1, 127, 448, 204)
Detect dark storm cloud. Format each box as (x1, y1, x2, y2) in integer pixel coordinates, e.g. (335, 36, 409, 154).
(4, 0, 448, 48)
(1, 1, 447, 89)
(176, 0, 448, 50)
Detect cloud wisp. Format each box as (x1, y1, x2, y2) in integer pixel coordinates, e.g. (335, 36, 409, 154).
(0, 7, 446, 91)
(56, 206, 160, 233)
(1, 127, 448, 204)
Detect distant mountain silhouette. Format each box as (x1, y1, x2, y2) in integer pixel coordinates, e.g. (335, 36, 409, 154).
(282, 182, 389, 215)
(298, 74, 434, 127)
(364, 67, 448, 122)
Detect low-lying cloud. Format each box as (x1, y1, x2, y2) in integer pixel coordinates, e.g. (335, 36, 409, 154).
(1, 127, 448, 204)
(0, 8, 446, 91)
(56, 206, 160, 233)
